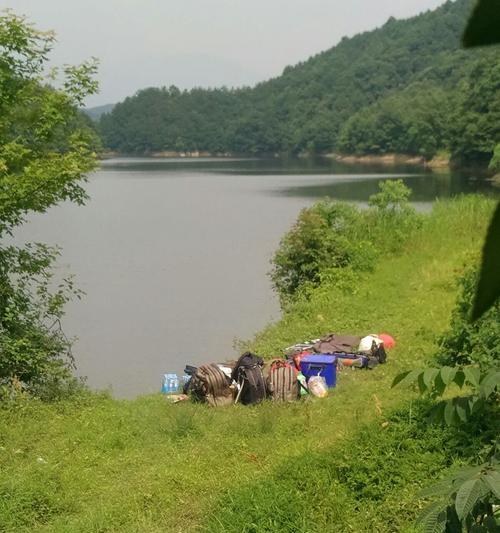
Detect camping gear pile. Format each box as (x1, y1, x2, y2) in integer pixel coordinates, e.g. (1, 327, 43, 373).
(164, 332, 395, 406)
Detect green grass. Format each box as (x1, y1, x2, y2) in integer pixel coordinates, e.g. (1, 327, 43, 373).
(0, 195, 495, 532)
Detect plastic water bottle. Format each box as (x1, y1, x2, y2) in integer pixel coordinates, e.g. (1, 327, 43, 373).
(161, 373, 179, 394)
(161, 374, 170, 393)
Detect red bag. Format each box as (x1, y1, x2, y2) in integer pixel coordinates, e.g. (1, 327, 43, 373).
(292, 351, 313, 371)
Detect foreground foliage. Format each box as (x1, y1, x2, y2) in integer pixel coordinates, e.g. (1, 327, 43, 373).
(438, 267, 500, 370)
(462, 0, 500, 324)
(393, 365, 500, 532)
(391, 11, 500, 530)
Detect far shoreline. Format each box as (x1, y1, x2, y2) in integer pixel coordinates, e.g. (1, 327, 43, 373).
(98, 151, 496, 175)
(100, 150, 446, 167)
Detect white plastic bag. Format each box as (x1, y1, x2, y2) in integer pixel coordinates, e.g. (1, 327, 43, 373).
(358, 334, 382, 353)
(308, 376, 328, 398)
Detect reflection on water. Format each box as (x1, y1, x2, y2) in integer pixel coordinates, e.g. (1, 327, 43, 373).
(102, 157, 496, 202)
(14, 157, 496, 397)
(276, 171, 496, 202)
(102, 155, 424, 174)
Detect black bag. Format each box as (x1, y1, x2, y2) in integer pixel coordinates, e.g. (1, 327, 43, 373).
(232, 352, 266, 405)
(365, 341, 387, 368)
(371, 341, 387, 364)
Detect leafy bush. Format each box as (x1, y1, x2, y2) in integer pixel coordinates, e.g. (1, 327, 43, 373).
(438, 266, 500, 370)
(0, 243, 86, 400)
(416, 458, 500, 533)
(367, 179, 412, 213)
(393, 366, 500, 532)
(0, 12, 97, 399)
(365, 179, 422, 253)
(270, 180, 418, 304)
(270, 200, 372, 303)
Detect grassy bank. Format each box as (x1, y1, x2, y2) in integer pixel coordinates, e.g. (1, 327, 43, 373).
(0, 195, 495, 532)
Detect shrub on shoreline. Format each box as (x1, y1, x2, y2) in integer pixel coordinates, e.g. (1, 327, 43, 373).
(270, 180, 421, 305)
(438, 264, 500, 370)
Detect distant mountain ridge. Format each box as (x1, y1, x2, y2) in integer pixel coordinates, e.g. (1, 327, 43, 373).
(99, 0, 499, 165)
(84, 103, 115, 121)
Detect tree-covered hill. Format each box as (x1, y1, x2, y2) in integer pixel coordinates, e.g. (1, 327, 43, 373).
(99, 0, 499, 164)
(84, 103, 115, 121)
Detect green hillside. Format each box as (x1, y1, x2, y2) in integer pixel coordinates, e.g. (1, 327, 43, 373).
(99, 0, 499, 164)
(83, 103, 115, 122)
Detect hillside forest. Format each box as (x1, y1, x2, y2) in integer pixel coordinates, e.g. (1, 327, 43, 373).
(98, 0, 500, 166)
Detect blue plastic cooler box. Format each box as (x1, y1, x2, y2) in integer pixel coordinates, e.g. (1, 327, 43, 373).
(300, 354, 337, 388)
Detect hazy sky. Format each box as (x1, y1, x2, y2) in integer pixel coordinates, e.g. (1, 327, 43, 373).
(6, 0, 446, 107)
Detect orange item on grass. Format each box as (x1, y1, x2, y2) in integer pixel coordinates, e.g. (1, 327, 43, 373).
(378, 333, 395, 349)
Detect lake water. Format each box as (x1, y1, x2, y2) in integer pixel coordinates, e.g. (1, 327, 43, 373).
(13, 157, 495, 397)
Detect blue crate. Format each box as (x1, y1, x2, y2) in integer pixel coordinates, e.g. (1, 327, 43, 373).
(300, 354, 337, 388)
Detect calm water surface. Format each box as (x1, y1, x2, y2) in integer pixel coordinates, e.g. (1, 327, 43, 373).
(13, 157, 496, 397)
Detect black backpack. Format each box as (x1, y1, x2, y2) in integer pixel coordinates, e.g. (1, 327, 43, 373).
(372, 341, 387, 364)
(366, 341, 387, 368)
(232, 352, 266, 406)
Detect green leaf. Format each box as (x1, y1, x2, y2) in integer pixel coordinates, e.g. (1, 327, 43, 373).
(469, 395, 484, 415)
(434, 373, 447, 396)
(454, 397, 469, 423)
(444, 400, 457, 426)
(464, 367, 481, 388)
(429, 401, 446, 424)
(416, 500, 448, 533)
(441, 367, 457, 386)
(483, 515, 499, 532)
(479, 371, 500, 399)
(454, 370, 466, 389)
(472, 201, 500, 320)
(455, 478, 489, 520)
(463, 0, 500, 48)
(424, 368, 440, 390)
(420, 478, 456, 498)
(392, 370, 411, 388)
(392, 369, 422, 389)
(483, 469, 500, 499)
(455, 466, 486, 484)
(418, 372, 428, 394)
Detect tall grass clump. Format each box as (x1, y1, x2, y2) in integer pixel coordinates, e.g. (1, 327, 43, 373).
(270, 180, 422, 306)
